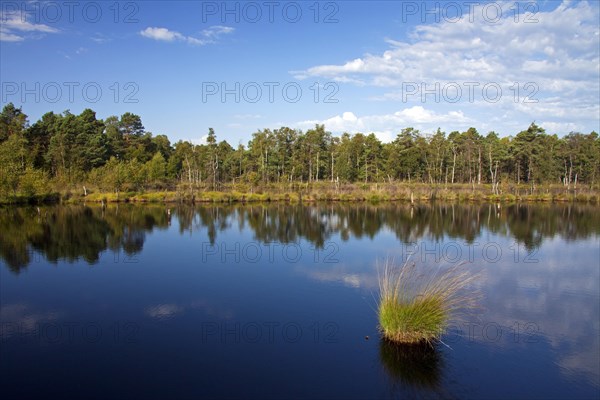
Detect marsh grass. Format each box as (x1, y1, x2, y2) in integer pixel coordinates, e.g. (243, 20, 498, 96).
(8, 181, 598, 205)
(378, 259, 480, 344)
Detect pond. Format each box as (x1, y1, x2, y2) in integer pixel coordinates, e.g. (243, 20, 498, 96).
(1, 203, 599, 399)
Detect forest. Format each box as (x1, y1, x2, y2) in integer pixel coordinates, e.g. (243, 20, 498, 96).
(1, 103, 599, 203)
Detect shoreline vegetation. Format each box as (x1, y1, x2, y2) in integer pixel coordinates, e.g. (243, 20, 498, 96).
(2, 182, 600, 205)
(1, 104, 599, 205)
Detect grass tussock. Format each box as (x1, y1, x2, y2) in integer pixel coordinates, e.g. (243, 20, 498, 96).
(377, 259, 480, 345)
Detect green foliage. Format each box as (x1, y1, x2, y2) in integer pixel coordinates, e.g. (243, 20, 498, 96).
(0, 124, 30, 199)
(0, 103, 28, 142)
(19, 168, 50, 197)
(147, 152, 167, 184)
(1, 102, 600, 203)
(99, 157, 128, 193)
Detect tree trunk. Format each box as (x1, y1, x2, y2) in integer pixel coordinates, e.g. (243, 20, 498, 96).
(451, 149, 456, 184)
(308, 155, 312, 183)
(478, 147, 482, 185)
(494, 161, 499, 194)
(185, 156, 192, 183)
(316, 151, 319, 182)
(331, 152, 334, 183)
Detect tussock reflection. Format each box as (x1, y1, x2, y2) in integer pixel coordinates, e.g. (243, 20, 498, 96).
(379, 339, 443, 392)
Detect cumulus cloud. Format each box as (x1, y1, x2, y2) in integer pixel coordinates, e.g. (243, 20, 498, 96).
(295, 1, 599, 86)
(0, 12, 59, 42)
(140, 27, 184, 42)
(292, 1, 600, 135)
(140, 25, 234, 46)
(297, 107, 473, 142)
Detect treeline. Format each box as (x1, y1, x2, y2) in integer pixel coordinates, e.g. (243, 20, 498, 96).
(1, 103, 599, 199)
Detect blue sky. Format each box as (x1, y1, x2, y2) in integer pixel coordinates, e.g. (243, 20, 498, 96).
(1, 0, 599, 145)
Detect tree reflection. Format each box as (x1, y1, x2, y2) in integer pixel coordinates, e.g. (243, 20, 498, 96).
(1, 202, 598, 272)
(0, 205, 171, 273)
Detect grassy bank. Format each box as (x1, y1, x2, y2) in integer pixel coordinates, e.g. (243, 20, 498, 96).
(2, 182, 599, 205)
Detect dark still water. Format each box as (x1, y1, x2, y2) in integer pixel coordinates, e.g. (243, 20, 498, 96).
(1, 203, 599, 399)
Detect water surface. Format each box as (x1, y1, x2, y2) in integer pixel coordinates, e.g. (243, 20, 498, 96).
(1, 203, 599, 399)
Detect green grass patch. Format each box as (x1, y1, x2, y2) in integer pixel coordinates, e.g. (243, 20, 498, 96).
(377, 259, 479, 345)
(379, 295, 446, 344)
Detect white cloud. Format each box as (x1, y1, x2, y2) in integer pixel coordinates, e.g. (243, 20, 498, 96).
(297, 1, 599, 86)
(140, 27, 184, 42)
(0, 27, 24, 42)
(90, 33, 111, 44)
(2, 16, 58, 33)
(191, 134, 208, 145)
(57, 46, 89, 60)
(293, 1, 600, 135)
(297, 106, 473, 142)
(234, 114, 262, 120)
(140, 25, 234, 46)
(0, 13, 59, 42)
(202, 25, 235, 38)
(539, 121, 583, 134)
(58, 51, 71, 60)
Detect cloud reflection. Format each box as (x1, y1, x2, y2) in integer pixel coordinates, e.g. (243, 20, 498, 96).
(144, 300, 234, 321)
(0, 303, 61, 338)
